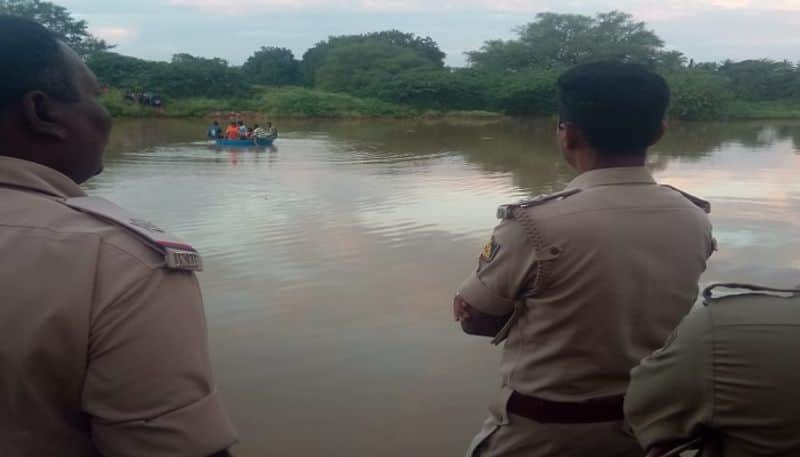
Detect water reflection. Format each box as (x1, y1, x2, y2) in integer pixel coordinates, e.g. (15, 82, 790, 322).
(91, 118, 800, 457)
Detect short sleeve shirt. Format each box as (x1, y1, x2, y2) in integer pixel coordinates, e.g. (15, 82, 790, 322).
(459, 167, 715, 401)
(0, 156, 237, 457)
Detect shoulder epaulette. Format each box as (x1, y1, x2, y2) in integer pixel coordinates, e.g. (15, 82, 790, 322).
(61, 196, 203, 271)
(661, 184, 711, 214)
(497, 188, 581, 220)
(702, 283, 800, 305)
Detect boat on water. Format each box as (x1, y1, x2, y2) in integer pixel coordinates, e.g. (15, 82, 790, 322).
(215, 138, 275, 147)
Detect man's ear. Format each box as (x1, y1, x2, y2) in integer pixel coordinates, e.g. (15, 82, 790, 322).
(562, 123, 585, 151)
(20, 91, 68, 140)
(649, 120, 668, 146)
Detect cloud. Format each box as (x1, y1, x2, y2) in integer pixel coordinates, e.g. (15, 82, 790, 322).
(167, 0, 800, 14)
(92, 26, 138, 42)
(166, 0, 558, 13)
(68, 0, 800, 66)
(710, 0, 800, 10)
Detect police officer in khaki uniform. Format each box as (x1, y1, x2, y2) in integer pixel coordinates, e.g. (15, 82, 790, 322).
(625, 282, 800, 457)
(0, 17, 236, 457)
(453, 62, 716, 457)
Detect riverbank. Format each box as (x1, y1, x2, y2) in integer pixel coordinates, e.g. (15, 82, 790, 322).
(726, 100, 800, 120)
(100, 87, 505, 120)
(101, 87, 800, 121)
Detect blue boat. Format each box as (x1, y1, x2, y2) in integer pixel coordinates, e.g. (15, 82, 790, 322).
(215, 138, 274, 147)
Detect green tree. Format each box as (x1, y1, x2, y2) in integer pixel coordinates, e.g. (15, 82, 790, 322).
(717, 59, 800, 101)
(468, 11, 664, 71)
(654, 50, 688, 73)
(242, 47, 300, 86)
(375, 68, 489, 110)
(490, 69, 561, 115)
(315, 41, 437, 97)
(666, 69, 731, 120)
(147, 54, 247, 98)
(0, 0, 112, 56)
(87, 52, 155, 88)
(301, 30, 445, 86)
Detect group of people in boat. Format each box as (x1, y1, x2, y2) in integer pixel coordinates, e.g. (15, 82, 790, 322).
(207, 120, 277, 141)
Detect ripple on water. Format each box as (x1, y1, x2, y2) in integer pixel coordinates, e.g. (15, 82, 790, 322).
(87, 120, 800, 457)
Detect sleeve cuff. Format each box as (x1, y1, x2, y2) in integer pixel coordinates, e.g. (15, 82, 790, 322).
(92, 391, 238, 457)
(459, 272, 516, 316)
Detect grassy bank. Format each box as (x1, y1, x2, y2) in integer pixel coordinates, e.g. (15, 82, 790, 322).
(102, 87, 800, 121)
(101, 87, 505, 119)
(725, 100, 800, 120)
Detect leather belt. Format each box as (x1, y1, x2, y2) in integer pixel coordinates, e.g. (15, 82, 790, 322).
(507, 391, 625, 424)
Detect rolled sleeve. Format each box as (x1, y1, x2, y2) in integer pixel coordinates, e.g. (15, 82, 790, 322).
(84, 243, 237, 457)
(624, 307, 713, 449)
(459, 272, 517, 316)
(457, 219, 538, 316)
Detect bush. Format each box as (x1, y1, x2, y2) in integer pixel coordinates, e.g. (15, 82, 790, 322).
(489, 69, 561, 116)
(666, 70, 731, 121)
(374, 68, 489, 110)
(254, 87, 415, 117)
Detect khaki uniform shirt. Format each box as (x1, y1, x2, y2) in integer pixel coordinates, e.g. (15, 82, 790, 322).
(0, 156, 237, 457)
(625, 285, 800, 457)
(459, 167, 714, 456)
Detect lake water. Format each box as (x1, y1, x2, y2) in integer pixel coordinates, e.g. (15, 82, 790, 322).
(90, 118, 800, 457)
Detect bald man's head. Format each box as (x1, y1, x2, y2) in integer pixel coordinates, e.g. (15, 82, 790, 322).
(0, 15, 111, 184)
(0, 16, 79, 111)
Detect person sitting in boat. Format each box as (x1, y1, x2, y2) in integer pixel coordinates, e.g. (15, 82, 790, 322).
(237, 121, 248, 140)
(207, 121, 222, 139)
(225, 122, 239, 140)
(265, 122, 278, 140)
(252, 124, 270, 141)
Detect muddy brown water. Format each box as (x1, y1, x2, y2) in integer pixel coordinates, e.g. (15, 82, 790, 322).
(90, 118, 800, 456)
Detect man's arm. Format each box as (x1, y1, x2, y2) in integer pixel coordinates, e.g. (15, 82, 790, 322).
(454, 294, 511, 337)
(83, 246, 237, 457)
(624, 308, 713, 452)
(454, 218, 537, 336)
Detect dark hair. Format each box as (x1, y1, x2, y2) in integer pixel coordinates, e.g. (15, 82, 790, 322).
(213, 120, 219, 125)
(0, 15, 77, 110)
(557, 61, 670, 156)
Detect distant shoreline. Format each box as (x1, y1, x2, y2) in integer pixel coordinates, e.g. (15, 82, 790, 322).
(101, 88, 800, 122)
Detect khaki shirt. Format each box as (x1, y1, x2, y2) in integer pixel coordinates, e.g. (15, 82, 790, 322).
(625, 285, 800, 457)
(459, 167, 715, 404)
(0, 156, 237, 457)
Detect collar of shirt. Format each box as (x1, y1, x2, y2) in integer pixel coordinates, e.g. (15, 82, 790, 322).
(0, 156, 86, 199)
(566, 166, 656, 190)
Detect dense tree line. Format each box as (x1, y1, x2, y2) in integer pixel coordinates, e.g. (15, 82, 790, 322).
(7, 0, 800, 120)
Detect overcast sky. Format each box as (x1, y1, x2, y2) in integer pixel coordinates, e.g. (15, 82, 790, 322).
(59, 0, 800, 66)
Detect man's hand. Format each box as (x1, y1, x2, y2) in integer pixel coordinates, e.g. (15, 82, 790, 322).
(453, 294, 473, 321)
(453, 294, 512, 337)
(645, 438, 703, 457)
